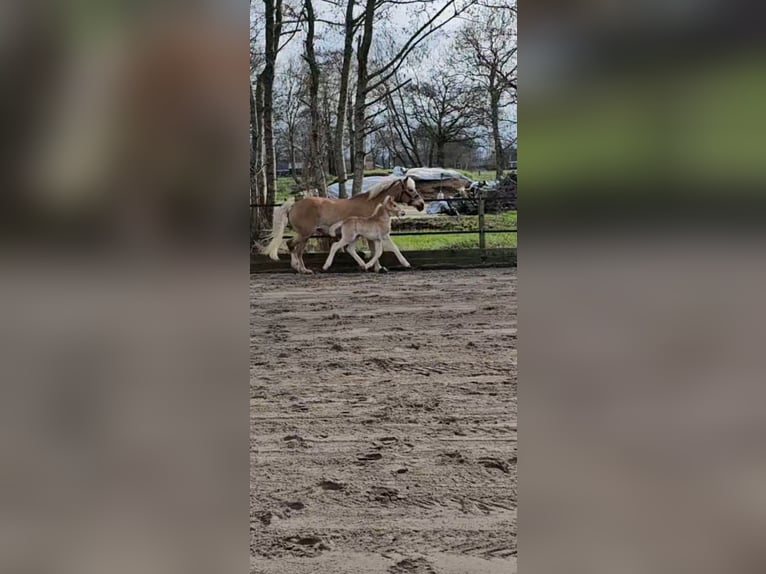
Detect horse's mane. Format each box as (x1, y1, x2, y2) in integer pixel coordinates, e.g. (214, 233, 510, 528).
(369, 203, 385, 216)
(366, 177, 403, 199)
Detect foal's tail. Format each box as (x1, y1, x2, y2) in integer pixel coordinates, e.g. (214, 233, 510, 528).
(329, 220, 343, 237)
(261, 197, 295, 260)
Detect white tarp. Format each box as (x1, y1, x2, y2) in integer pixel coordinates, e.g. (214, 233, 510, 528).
(326, 176, 393, 199)
(401, 167, 472, 184)
(326, 168, 474, 198)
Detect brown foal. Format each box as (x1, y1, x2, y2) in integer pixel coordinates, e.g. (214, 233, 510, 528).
(322, 196, 409, 272)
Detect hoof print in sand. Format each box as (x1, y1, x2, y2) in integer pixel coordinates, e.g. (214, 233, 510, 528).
(388, 557, 436, 573)
(357, 451, 383, 462)
(318, 479, 345, 491)
(254, 511, 272, 526)
(440, 451, 467, 464)
(477, 456, 511, 473)
(283, 434, 308, 449)
(367, 486, 402, 504)
(283, 535, 331, 555)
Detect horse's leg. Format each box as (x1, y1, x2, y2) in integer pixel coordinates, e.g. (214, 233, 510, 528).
(296, 239, 313, 274)
(364, 240, 385, 270)
(290, 236, 312, 274)
(384, 236, 411, 268)
(366, 238, 385, 272)
(287, 238, 302, 273)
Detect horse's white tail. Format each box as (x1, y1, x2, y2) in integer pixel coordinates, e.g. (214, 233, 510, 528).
(261, 197, 295, 260)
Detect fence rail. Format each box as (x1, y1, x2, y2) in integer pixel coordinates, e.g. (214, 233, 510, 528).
(250, 196, 481, 208)
(251, 248, 517, 273)
(273, 229, 517, 240)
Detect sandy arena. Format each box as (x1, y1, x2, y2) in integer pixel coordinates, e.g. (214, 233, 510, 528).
(250, 268, 517, 574)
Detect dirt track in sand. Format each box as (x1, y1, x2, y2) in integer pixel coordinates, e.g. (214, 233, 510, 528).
(250, 268, 517, 574)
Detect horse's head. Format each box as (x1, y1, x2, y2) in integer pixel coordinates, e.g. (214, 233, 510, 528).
(396, 177, 425, 211)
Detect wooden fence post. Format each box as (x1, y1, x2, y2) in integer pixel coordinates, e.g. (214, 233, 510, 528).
(478, 190, 486, 259)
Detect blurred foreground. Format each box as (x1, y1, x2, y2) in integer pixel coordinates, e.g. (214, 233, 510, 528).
(1, 2, 247, 574)
(523, 1, 766, 572)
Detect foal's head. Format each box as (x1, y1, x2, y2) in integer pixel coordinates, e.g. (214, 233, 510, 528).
(383, 195, 407, 218)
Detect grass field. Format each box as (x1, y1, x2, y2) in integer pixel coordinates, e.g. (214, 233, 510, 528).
(392, 231, 517, 250)
(294, 211, 517, 252)
(393, 211, 517, 250)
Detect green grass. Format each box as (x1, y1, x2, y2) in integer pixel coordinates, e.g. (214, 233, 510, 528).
(299, 209, 517, 253)
(389, 211, 517, 251)
(392, 232, 516, 251)
(453, 169, 505, 181)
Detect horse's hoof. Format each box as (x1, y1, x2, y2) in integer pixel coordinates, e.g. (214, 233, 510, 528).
(377, 267, 389, 274)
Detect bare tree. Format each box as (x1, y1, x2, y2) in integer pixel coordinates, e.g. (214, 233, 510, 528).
(333, 0, 358, 198)
(273, 61, 304, 183)
(456, 3, 516, 179)
(381, 78, 425, 166)
(350, 0, 477, 194)
(302, 0, 327, 196)
(250, 9, 267, 241)
(407, 73, 481, 166)
(253, 0, 301, 218)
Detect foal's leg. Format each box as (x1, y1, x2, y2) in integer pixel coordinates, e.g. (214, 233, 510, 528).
(364, 240, 385, 270)
(344, 240, 368, 269)
(383, 236, 411, 268)
(322, 239, 347, 271)
(366, 238, 385, 272)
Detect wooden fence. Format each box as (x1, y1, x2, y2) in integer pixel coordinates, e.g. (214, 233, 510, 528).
(250, 194, 517, 273)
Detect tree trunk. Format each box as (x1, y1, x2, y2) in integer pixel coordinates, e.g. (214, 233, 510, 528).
(262, 0, 283, 219)
(262, 69, 276, 217)
(250, 82, 257, 188)
(250, 80, 258, 243)
(352, 0, 375, 196)
(289, 132, 299, 183)
(352, 88, 367, 195)
(254, 76, 268, 230)
(333, 0, 355, 199)
(490, 88, 504, 180)
(304, 0, 326, 196)
(346, 93, 355, 177)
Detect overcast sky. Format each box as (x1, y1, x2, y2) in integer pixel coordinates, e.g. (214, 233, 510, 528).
(251, 0, 516, 139)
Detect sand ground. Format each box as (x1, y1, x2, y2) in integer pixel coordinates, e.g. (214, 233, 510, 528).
(250, 268, 517, 574)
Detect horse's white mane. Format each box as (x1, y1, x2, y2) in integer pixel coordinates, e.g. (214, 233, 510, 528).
(367, 176, 410, 199)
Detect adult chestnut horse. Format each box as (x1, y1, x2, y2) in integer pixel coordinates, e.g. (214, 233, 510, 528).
(262, 176, 424, 273)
